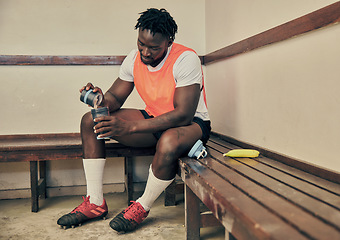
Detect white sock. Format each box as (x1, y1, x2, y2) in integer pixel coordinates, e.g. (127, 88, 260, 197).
(136, 165, 174, 211)
(83, 158, 106, 206)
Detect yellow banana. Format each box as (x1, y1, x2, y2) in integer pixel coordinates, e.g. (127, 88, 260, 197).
(223, 149, 260, 158)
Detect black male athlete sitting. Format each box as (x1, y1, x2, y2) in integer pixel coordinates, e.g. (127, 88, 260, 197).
(57, 8, 210, 232)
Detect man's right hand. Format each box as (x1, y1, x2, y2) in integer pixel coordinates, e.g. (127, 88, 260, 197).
(79, 82, 104, 96)
(80, 82, 106, 107)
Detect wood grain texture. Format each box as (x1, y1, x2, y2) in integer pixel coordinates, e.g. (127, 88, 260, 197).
(0, 133, 155, 162)
(180, 134, 340, 240)
(0, 55, 204, 65)
(0, 55, 126, 65)
(211, 132, 340, 185)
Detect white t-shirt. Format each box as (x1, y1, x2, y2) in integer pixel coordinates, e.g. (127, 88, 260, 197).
(119, 46, 210, 121)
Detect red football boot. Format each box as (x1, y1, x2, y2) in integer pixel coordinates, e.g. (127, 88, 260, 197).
(57, 196, 108, 229)
(109, 201, 149, 232)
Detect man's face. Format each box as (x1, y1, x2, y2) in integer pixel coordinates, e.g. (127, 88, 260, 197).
(137, 28, 171, 67)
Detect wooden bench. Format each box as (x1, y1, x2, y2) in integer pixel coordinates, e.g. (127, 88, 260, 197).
(179, 133, 340, 240)
(0, 133, 155, 212)
(2, 132, 340, 239)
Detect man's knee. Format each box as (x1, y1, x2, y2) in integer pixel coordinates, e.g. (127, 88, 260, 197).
(81, 112, 94, 131)
(156, 130, 182, 158)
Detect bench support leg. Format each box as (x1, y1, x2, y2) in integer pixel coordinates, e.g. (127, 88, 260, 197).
(30, 161, 39, 213)
(185, 184, 200, 240)
(164, 180, 176, 206)
(39, 161, 47, 199)
(125, 157, 134, 205)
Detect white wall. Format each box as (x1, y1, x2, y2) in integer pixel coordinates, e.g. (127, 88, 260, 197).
(1, 0, 205, 135)
(205, 0, 340, 173)
(3, 0, 339, 199)
(0, 0, 205, 198)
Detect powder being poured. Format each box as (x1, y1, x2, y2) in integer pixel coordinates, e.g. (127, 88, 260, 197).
(93, 94, 103, 109)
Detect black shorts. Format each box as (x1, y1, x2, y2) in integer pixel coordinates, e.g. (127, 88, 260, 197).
(140, 110, 211, 144)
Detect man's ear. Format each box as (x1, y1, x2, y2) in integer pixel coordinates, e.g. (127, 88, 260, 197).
(168, 40, 173, 47)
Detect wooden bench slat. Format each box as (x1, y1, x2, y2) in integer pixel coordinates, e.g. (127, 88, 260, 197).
(208, 140, 340, 209)
(0, 133, 155, 162)
(208, 135, 340, 195)
(255, 156, 340, 195)
(208, 136, 340, 195)
(208, 139, 340, 209)
(210, 133, 340, 184)
(0, 133, 118, 151)
(181, 158, 309, 240)
(206, 147, 340, 232)
(200, 149, 340, 239)
(238, 157, 340, 208)
(0, 149, 82, 162)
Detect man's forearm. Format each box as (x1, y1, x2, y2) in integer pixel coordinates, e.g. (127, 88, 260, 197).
(102, 78, 134, 112)
(130, 110, 192, 135)
(103, 91, 124, 112)
(130, 84, 200, 134)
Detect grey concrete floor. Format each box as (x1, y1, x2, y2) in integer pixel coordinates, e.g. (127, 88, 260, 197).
(0, 192, 224, 240)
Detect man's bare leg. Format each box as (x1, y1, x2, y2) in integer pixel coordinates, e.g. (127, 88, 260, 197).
(110, 122, 203, 232)
(57, 109, 157, 228)
(80, 108, 158, 203)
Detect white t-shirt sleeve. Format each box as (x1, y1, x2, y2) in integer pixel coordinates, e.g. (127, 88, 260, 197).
(119, 49, 138, 82)
(173, 51, 203, 88)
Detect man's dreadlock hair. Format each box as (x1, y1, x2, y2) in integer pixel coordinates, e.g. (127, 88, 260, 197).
(135, 8, 178, 42)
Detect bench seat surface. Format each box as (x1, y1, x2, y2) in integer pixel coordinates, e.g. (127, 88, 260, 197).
(0, 133, 83, 150)
(0, 133, 155, 162)
(180, 135, 340, 240)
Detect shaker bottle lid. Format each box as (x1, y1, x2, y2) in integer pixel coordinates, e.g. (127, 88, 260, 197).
(80, 89, 103, 108)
